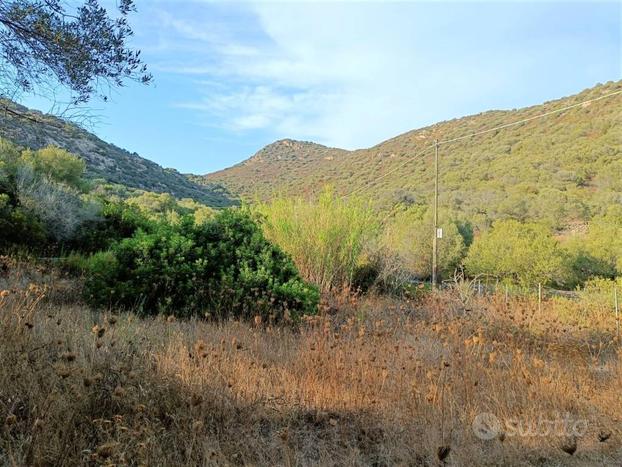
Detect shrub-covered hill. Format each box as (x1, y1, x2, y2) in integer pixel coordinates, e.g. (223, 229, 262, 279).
(192, 139, 349, 197)
(0, 101, 235, 207)
(199, 80, 622, 228)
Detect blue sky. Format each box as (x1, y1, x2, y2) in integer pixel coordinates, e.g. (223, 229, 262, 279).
(24, 1, 622, 174)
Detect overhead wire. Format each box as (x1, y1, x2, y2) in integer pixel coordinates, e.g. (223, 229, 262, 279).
(437, 88, 622, 146)
(342, 88, 622, 201)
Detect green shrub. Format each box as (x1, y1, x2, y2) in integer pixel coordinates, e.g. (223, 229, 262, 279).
(84, 209, 318, 321)
(0, 199, 47, 251)
(0, 139, 95, 249)
(257, 187, 379, 293)
(577, 277, 622, 311)
(58, 251, 91, 275)
(69, 201, 152, 252)
(560, 206, 622, 286)
(125, 192, 216, 225)
(21, 146, 87, 190)
(465, 219, 570, 287)
(15, 165, 99, 241)
(382, 206, 467, 281)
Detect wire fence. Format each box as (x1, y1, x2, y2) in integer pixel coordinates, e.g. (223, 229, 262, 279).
(431, 277, 621, 341)
(439, 278, 581, 300)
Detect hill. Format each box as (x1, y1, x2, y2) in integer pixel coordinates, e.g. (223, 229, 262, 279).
(0, 101, 234, 207)
(200, 81, 622, 227)
(193, 139, 348, 198)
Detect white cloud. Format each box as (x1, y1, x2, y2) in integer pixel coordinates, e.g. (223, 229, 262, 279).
(161, 1, 620, 149)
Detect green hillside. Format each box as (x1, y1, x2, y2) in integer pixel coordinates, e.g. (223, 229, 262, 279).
(200, 81, 622, 228)
(0, 101, 234, 207)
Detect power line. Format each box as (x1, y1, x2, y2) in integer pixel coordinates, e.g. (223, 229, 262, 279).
(437, 88, 622, 146)
(343, 87, 622, 200)
(344, 145, 435, 199)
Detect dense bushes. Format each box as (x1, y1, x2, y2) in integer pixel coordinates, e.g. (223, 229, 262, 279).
(257, 187, 621, 293)
(566, 206, 622, 281)
(0, 193, 47, 248)
(84, 209, 319, 320)
(2, 136, 621, 318)
(69, 201, 152, 252)
(577, 277, 622, 310)
(382, 206, 469, 281)
(465, 220, 568, 287)
(16, 165, 99, 240)
(125, 191, 215, 224)
(258, 188, 379, 292)
(1, 139, 318, 321)
(0, 140, 96, 247)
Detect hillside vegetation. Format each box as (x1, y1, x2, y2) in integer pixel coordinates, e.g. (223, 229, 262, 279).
(0, 139, 318, 320)
(0, 100, 234, 206)
(201, 81, 622, 229)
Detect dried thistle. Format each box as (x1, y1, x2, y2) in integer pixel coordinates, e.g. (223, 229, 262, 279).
(96, 442, 119, 459)
(598, 431, 611, 442)
(437, 445, 451, 461)
(56, 366, 72, 378)
(62, 351, 77, 362)
(561, 437, 577, 455)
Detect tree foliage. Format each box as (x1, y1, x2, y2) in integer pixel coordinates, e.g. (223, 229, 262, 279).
(21, 146, 86, 189)
(0, 139, 95, 244)
(0, 0, 151, 109)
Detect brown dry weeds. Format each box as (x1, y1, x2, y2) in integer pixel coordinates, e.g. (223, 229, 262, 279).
(0, 259, 621, 466)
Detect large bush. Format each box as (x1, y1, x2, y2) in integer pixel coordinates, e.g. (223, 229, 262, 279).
(0, 140, 97, 248)
(465, 219, 570, 287)
(84, 209, 319, 320)
(382, 206, 468, 281)
(257, 188, 379, 293)
(565, 206, 622, 282)
(68, 201, 152, 253)
(15, 165, 99, 241)
(126, 191, 215, 225)
(577, 277, 622, 311)
(20, 146, 87, 190)
(0, 193, 47, 249)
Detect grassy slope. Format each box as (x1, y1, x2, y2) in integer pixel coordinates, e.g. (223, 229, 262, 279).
(200, 81, 622, 225)
(0, 101, 235, 207)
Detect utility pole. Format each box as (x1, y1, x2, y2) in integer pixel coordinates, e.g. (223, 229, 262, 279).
(432, 139, 439, 289)
(615, 286, 619, 343)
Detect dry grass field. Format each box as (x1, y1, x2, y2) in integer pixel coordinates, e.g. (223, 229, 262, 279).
(1, 258, 621, 466)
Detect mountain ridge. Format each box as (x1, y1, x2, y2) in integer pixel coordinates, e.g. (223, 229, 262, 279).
(198, 80, 622, 227)
(0, 100, 235, 207)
